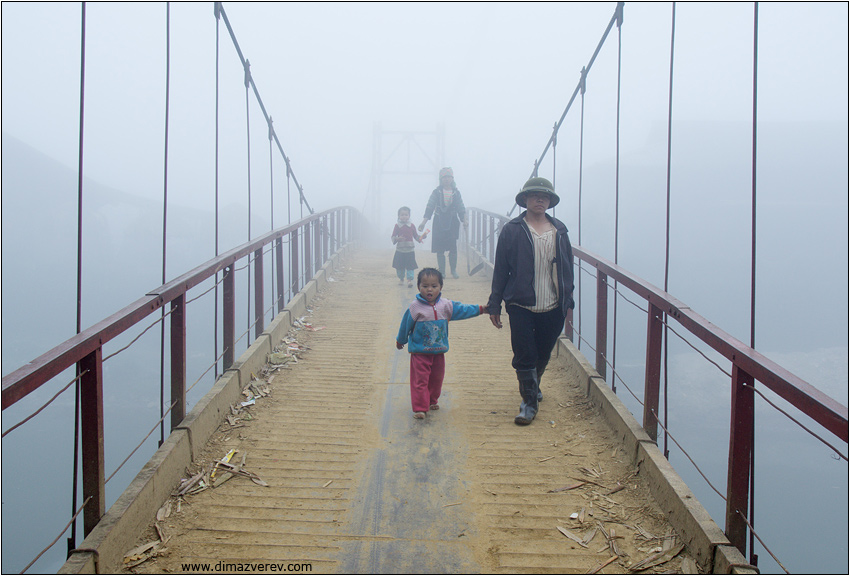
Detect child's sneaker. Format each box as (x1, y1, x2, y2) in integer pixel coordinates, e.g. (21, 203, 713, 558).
(413, 412, 426, 419)
(429, 404, 439, 411)
(407, 280, 413, 287)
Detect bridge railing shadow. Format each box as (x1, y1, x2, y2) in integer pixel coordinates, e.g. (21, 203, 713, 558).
(466, 205, 848, 557)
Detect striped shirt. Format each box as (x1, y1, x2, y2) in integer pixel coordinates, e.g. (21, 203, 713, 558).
(442, 188, 454, 206)
(516, 221, 558, 313)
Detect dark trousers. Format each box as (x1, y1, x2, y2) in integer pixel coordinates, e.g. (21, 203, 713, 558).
(506, 305, 566, 371)
(435, 247, 458, 274)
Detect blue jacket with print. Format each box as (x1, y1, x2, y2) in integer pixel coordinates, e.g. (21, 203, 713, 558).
(396, 294, 482, 354)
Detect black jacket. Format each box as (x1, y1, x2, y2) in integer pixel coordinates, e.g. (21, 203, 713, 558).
(423, 186, 465, 252)
(487, 212, 575, 316)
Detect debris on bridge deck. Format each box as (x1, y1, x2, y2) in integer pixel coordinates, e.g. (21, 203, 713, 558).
(123, 249, 694, 575)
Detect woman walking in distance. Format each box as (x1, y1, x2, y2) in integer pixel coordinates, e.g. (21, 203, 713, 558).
(419, 167, 466, 279)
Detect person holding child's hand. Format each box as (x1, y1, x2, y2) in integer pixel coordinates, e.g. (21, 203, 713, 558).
(487, 177, 575, 426)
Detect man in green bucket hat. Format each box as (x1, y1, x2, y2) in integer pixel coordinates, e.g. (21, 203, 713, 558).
(487, 177, 575, 425)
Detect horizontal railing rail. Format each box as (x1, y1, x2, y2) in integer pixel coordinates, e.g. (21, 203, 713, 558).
(2, 205, 363, 538)
(466, 205, 849, 554)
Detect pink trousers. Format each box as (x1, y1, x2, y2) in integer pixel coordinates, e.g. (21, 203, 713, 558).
(409, 353, 445, 413)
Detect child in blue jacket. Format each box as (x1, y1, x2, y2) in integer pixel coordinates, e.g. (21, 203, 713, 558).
(396, 268, 487, 419)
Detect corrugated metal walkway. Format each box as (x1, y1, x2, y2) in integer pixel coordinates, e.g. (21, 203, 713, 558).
(127, 249, 679, 574)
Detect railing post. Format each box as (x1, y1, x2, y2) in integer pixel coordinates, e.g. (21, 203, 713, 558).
(315, 218, 323, 272)
(596, 270, 608, 380)
(291, 230, 300, 295)
(644, 303, 663, 441)
(323, 215, 329, 261)
(223, 266, 235, 369)
(254, 248, 264, 338)
(471, 212, 481, 250)
(726, 364, 754, 555)
(170, 294, 186, 430)
(305, 221, 313, 280)
(78, 348, 105, 536)
(488, 216, 495, 259)
(275, 237, 285, 314)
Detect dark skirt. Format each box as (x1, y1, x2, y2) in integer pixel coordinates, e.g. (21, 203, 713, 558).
(392, 250, 418, 271)
(430, 213, 461, 253)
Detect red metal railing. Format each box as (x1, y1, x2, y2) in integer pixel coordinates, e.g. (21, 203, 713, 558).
(467, 206, 849, 554)
(1, 206, 362, 536)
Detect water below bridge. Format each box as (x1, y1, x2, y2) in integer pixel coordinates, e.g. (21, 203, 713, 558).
(123, 249, 695, 574)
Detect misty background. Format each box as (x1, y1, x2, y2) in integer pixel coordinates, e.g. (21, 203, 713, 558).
(2, 2, 847, 573)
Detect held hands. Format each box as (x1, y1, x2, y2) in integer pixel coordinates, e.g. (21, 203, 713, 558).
(489, 314, 502, 329)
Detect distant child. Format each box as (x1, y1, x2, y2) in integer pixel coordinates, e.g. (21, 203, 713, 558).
(391, 206, 426, 287)
(396, 268, 487, 419)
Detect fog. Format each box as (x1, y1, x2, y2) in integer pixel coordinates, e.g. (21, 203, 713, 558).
(2, 2, 848, 574)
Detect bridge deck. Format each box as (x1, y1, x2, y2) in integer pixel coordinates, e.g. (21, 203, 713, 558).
(126, 249, 681, 574)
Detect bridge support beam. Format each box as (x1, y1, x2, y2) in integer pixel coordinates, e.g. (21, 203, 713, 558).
(643, 303, 663, 442)
(305, 223, 313, 282)
(726, 364, 754, 555)
(170, 294, 186, 430)
(595, 270, 608, 380)
(223, 266, 235, 369)
(79, 348, 105, 536)
(275, 238, 285, 314)
(291, 231, 300, 295)
(254, 248, 264, 339)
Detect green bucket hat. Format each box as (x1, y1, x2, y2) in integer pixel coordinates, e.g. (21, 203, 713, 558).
(516, 176, 559, 208)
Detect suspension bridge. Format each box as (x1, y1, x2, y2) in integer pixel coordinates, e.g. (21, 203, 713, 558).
(2, 2, 847, 574)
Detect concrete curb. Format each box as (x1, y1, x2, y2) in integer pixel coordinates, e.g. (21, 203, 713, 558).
(556, 337, 756, 575)
(60, 244, 352, 574)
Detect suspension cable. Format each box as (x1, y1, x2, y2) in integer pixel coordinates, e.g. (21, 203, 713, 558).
(577, 66, 587, 351)
(663, 2, 677, 461)
(611, 3, 624, 394)
(749, 4, 760, 563)
(551, 123, 557, 220)
(244, 58, 253, 347)
(534, 2, 623, 172)
(508, 2, 625, 218)
(159, 1, 171, 448)
(70, 1, 87, 556)
(213, 1, 221, 380)
(269, 116, 275, 323)
(287, 156, 292, 225)
(216, 2, 314, 215)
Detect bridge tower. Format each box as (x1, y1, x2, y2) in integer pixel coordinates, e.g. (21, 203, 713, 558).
(364, 123, 445, 234)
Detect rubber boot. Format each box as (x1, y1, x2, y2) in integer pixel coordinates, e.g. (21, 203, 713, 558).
(449, 249, 459, 278)
(536, 364, 546, 403)
(436, 252, 446, 275)
(514, 369, 539, 426)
